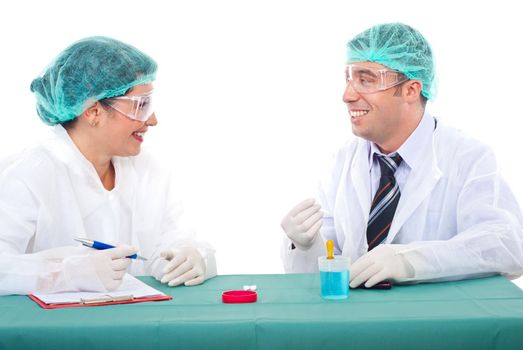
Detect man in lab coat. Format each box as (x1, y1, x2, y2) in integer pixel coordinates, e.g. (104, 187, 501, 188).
(281, 23, 523, 287)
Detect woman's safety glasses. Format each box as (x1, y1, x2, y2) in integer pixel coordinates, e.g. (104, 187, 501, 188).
(106, 92, 154, 122)
(345, 64, 408, 94)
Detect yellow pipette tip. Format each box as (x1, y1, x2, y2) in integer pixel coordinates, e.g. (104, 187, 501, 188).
(326, 239, 334, 260)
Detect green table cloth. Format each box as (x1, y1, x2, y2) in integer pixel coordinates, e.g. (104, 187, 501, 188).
(1, 274, 522, 349)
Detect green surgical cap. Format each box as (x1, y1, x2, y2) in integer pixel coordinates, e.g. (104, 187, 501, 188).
(30, 36, 157, 125)
(346, 23, 435, 100)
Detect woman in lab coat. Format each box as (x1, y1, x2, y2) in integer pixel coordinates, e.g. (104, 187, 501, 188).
(0, 37, 216, 295)
(281, 23, 523, 287)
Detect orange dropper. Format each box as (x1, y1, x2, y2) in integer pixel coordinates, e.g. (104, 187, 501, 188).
(326, 239, 334, 260)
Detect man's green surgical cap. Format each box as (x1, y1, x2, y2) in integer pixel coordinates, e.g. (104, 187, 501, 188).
(347, 23, 435, 100)
(31, 36, 157, 125)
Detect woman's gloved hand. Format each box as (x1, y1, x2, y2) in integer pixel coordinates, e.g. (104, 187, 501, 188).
(349, 244, 414, 288)
(88, 246, 137, 290)
(63, 245, 137, 292)
(159, 247, 206, 287)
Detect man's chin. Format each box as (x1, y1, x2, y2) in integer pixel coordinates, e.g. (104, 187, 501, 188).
(351, 125, 367, 139)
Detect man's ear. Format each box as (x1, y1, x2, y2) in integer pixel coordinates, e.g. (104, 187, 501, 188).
(404, 80, 423, 103)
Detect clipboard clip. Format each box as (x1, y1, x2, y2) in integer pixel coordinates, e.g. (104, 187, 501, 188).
(81, 294, 134, 304)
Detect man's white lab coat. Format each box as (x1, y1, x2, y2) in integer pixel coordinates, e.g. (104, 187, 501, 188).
(282, 115, 523, 282)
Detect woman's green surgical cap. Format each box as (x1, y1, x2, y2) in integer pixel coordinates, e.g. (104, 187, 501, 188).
(346, 23, 436, 100)
(30, 36, 157, 125)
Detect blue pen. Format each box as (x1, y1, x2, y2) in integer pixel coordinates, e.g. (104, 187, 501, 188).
(74, 238, 148, 261)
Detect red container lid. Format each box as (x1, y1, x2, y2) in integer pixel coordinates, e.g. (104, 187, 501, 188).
(222, 290, 257, 303)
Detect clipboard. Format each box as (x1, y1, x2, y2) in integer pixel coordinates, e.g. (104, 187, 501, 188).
(28, 274, 172, 309)
(28, 293, 172, 309)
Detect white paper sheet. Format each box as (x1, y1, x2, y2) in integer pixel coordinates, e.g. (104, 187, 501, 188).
(32, 274, 167, 305)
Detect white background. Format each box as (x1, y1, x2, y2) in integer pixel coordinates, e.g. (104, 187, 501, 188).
(2, 0, 523, 287)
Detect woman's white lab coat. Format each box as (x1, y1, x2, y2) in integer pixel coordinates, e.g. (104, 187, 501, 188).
(282, 117, 523, 282)
(0, 126, 216, 295)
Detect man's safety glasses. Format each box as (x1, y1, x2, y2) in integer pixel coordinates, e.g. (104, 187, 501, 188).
(345, 64, 408, 94)
(105, 92, 154, 122)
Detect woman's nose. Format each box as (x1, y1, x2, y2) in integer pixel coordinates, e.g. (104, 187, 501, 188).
(145, 113, 158, 126)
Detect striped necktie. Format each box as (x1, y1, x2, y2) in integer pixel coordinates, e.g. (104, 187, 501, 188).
(366, 153, 403, 251)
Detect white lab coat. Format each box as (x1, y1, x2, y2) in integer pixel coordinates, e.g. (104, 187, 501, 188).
(282, 115, 523, 282)
(0, 125, 216, 295)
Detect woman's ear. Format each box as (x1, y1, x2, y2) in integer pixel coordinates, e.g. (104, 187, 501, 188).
(82, 101, 104, 127)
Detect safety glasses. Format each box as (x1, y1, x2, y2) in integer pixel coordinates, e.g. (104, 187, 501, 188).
(345, 64, 408, 94)
(106, 91, 154, 122)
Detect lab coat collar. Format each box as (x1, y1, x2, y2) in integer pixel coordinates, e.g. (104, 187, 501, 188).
(51, 125, 125, 194)
(51, 125, 102, 179)
(46, 125, 135, 219)
(396, 111, 435, 171)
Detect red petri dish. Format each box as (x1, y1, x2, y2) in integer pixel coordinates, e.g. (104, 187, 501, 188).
(222, 290, 257, 303)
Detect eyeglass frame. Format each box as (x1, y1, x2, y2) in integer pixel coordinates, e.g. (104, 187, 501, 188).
(345, 64, 409, 94)
(100, 91, 155, 122)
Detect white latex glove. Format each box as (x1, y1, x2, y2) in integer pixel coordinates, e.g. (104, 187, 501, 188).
(349, 245, 415, 288)
(88, 245, 137, 290)
(160, 247, 206, 287)
(280, 198, 323, 250)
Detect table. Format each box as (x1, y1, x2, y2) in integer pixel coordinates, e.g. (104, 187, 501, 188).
(1, 274, 522, 349)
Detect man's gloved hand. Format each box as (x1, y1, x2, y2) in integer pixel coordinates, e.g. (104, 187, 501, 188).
(88, 245, 137, 291)
(349, 245, 414, 288)
(159, 247, 206, 287)
(281, 198, 323, 250)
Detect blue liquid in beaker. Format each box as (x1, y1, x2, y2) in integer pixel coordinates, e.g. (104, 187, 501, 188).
(320, 271, 349, 299)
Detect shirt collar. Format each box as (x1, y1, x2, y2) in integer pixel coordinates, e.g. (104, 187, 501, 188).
(368, 111, 434, 172)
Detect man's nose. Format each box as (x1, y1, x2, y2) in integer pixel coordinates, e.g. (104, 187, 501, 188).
(342, 81, 360, 103)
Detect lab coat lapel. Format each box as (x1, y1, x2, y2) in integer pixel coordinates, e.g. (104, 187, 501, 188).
(124, 159, 145, 254)
(46, 126, 106, 219)
(351, 140, 372, 223)
(387, 136, 442, 242)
